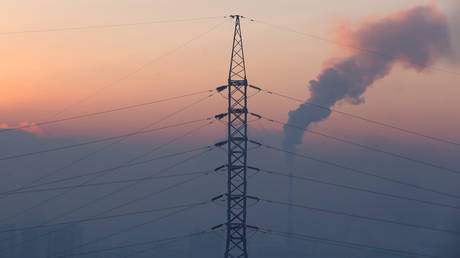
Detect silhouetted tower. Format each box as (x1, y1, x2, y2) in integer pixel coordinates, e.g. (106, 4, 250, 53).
(225, 14, 249, 258)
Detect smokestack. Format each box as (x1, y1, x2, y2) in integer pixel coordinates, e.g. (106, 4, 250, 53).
(283, 3, 453, 150)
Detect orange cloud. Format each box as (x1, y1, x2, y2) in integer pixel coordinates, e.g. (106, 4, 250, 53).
(0, 122, 44, 136)
(19, 122, 44, 136)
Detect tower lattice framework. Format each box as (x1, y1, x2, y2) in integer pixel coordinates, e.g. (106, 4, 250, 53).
(225, 14, 249, 258)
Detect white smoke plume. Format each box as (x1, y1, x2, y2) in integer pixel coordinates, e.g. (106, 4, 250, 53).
(283, 3, 454, 150)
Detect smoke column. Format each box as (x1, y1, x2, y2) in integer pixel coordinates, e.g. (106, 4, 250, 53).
(283, 3, 453, 150)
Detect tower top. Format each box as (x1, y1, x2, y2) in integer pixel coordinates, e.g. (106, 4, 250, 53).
(229, 15, 244, 19)
(227, 15, 254, 21)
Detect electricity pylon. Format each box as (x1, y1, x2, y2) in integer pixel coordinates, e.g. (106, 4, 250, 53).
(225, 14, 249, 258)
(212, 14, 260, 258)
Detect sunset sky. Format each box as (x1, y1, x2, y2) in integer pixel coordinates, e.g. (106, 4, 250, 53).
(2, 1, 460, 257)
(1, 0, 459, 141)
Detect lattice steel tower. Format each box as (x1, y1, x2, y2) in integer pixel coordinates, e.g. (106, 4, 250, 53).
(225, 14, 249, 258)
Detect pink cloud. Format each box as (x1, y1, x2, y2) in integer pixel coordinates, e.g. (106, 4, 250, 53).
(0, 122, 44, 136)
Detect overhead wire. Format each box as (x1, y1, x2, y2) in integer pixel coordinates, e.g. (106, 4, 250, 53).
(0, 144, 212, 241)
(0, 91, 216, 200)
(121, 239, 180, 258)
(44, 149, 213, 225)
(1, 145, 210, 196)
(0, 130, 215, 227)
(0, 89, 213, 134)
(0, 19, 226, 212)
(61, 230, 212, 258)
(260, 143, 460, 200)
(46, 158, 213, 257)
(50, 19, 229, 119)
(1, 170, 212, 196)
(7, 13, 458, 258)
(0, 117, 211, 162)
(0, 93, 217, 224)
(102, 152, 217, 216)
(260, 198, 460, 236)
(252, 19, 460, 77)
(260, 168, 460, 211)
(54, 201, 208, 257)
(254, 227, 438, 258)
(121, 224, 226, 258)
(0, 16, 224, 35)
(0, 200, 210, 234)
(260, 115, 460, 175)
(0, 153, 214, 255)
(259, 88, 460, 148)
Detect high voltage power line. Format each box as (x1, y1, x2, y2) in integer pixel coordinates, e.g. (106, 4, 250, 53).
(0, 145, 211, 196)
(0, 200, 211, 234)
(260, 89, 460, 147)
(121, 236, 193, 258)
(63, 230, 213, 258)
(51, 19, 229, 119)
(0, 90, 216, 200)
(6, 86, 456, 155)
(0, 92, 218, 222)
(0, 89, 213, 134)
(0, 140, 212, 221)
(34, 174, 210, 258)
(259, 115, 460, 175)
(3, 15, 457, 77)
(0, 145, 213, 231)
(259, 169, 460, 211)
(0, 90, 216, 162)
(0, 147, 215, 255)
(252, 19, 460, 77)
(224, 115, 460, 204)
(260, 143, 460, 200)
(1, 170, 213, 196)
(0, 118, 211, 161)
(0, 95, 218, 224)
(1, 17, 249, 257)
(54, 202, 207, 257)
(2, 12, 459, 258)
(0, 115, 218, 252)
(260, 198, 460, 236)
(0, 16, 223, 35)
(254, 227, 438, 258)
